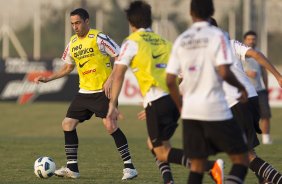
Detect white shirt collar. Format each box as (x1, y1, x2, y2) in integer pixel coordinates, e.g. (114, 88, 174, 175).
(137, 27, 153, 32)
(191, 21, 210, 28)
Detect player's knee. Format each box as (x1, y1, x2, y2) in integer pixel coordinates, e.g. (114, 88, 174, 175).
(105, 124, 118, 134)
(62, 119, 77, 131)
(248, 150, 257, 161)
(154, 147, 169, 162)
(229, 152, 249, 167)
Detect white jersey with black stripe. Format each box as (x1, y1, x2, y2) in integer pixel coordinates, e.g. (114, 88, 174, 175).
(223, 40, 258, 107)
(167, 21, 233, 121)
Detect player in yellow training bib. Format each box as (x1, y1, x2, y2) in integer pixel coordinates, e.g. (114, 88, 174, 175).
(34, 8, 137, 180)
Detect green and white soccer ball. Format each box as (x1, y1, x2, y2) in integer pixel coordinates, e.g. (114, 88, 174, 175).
(34, 157, 56, 178)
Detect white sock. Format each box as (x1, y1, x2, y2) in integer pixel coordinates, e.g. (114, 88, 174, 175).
(262, 134, 272, 144)
(124, 159, 132, 164)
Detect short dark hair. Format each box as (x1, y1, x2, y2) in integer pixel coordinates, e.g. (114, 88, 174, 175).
(125, 1, 152, 29)
(209, 17, 218, 27)
(70, 8, 89, 21)
(191, 0, 214, 19)
(243, 30, 257, 39)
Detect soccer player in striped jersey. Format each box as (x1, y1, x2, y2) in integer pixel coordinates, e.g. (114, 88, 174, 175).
(34, 8, 137, 180)
(166, 0, 250, 183)
(210, 17, 282, 184)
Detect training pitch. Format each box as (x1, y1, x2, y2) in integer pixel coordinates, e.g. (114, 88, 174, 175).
(0, 102, 282, 184)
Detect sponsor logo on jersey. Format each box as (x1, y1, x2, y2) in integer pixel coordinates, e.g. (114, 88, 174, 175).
(88, 34, 94, 38)
(0, 71, 67, 104)
(82, 69, 96, 75)
(101, 39, 116, 55)
(79, 60, 89, 68)
(72, 44, 94, 59)
(188, 65, 199, 72)
(72, 37, 77, 43)
(152, 53, 164, 59)
(220, 35, 227, 60)
(181, 37, 209, 49)
(62, 44, 69, 61)
(155, 63, 167, 68)
(119, 42, 129, 60)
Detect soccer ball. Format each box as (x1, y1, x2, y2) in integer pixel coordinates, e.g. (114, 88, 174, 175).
(34, 157, 56, 178)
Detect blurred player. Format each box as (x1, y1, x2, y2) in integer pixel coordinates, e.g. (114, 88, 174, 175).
(210, 17, 282, 184)
(243, 30, 272, 144)
(166, 0, 250, 183)
(106, 1, 223, 184)
(34, 8, 137, 180)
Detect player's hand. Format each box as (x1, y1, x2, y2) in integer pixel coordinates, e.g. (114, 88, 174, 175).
(237, 88, 248, 103)
(103, 78, 112, 99)
(34, 76, 49, 84)
(106, 103, 119, 124)
(137, 110, 146, 121)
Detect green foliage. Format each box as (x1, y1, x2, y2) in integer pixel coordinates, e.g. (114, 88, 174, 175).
(1, 103, 282, 183)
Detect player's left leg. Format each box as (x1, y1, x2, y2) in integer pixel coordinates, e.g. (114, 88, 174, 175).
(102, 118, 137, 180)
(258, 90, 272, 144)
(147, 138, 174, 184)
(249, 150, 282, 184)
(261, 118, 272, 144)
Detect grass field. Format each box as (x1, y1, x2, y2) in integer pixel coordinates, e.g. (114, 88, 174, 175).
(0, 102, 282, 184)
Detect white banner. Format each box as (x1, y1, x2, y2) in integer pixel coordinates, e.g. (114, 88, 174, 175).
(268, 74, 282, 107)
(118, 70, 282, 107)
(118, 70, 143, 105)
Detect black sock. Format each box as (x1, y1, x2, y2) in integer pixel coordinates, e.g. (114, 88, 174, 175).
(249, 157, 282, 184)
(64, 129, 79, 172)
(151, 150, 173, 183)
(225, 164, 248, 184)
(111, 128, 134, 169)
(188, 171, 203, 184)
(167, 148, 190, 168)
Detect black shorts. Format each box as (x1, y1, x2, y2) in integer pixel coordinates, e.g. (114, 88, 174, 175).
(231, 98, 260, 149)
(66, 92, 109, 122)
(145, 95, 180, 147)
(257, 90, 271, 119)
(183, 119, 248, 159)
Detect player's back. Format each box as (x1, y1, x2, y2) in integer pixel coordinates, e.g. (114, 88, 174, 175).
(172, 22, 233, 121)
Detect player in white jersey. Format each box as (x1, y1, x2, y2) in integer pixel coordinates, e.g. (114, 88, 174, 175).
(210, 17, 282, 184)
(34, 8, 137, 180)
(166, 0, 249, 183)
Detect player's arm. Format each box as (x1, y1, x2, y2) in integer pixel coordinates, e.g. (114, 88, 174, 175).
(245, 49, 282, 87)
(166, 73, 182, 112)
(34, 43, 75, 83)
(97, 33, 121, 98)
(218, 64, 248, 103)
(107, 40, 138, 121)
(34, 63, 75, 83)
(261, 66, 268, 89)
(166, 37, 182, 112)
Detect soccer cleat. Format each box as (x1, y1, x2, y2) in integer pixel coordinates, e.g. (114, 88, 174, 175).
(260, 181, 273, 184)
(210, 159, 224, 184)
(122, 168, 138, 180)
(165, 180, 174, 184)
(54, 166, 80, 179)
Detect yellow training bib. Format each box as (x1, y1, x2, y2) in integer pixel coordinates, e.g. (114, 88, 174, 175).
(69, 29, 112, 91)
(126, 31, 172, 96)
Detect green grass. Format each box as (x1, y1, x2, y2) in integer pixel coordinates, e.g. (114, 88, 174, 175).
(0, 102, 282, 184)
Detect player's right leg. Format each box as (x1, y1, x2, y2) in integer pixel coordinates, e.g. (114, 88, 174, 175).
(55, 93, 93, 179)
(55, 117, 80, 178)
(102, 118, 138, 180)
